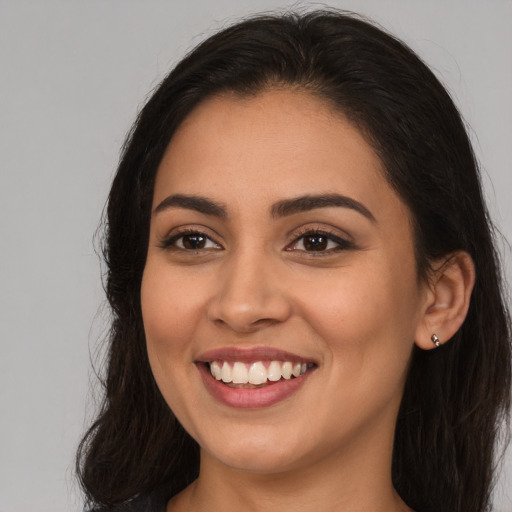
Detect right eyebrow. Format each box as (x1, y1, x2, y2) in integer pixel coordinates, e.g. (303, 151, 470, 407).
(153, 194, 227, 218)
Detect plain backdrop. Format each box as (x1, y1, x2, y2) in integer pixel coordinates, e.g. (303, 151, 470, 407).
(1, 1, 511, 511)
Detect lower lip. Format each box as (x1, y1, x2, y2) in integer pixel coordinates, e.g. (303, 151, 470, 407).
(197, 363, 313, 408)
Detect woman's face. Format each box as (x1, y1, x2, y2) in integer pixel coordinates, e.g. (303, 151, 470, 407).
(141, 90, 431, 474)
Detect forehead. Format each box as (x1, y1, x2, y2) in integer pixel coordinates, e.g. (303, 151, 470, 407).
(154, 89, 405, 224)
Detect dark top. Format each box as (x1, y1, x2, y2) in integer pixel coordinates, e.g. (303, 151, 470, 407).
(89, 493, 166, 512)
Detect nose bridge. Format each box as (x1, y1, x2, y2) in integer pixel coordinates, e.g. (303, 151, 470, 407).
(208, 243, 291, 332)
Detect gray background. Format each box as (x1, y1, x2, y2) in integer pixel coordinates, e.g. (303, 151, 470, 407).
(1, 1, 511, 511)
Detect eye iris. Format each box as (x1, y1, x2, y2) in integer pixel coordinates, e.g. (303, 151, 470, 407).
(182, 234, 206, 250)
(304, 235, 328, 251)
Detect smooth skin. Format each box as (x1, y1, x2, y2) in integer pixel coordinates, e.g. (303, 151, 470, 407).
(141, 89, 474, 512)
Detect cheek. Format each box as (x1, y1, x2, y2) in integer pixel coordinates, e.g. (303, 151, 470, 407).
(140, 265, 209, 436)
(293, 258, 421, 385)
(141, 265, 198, 386)
(294, 267, 419, 430)
(141, 261, 205, 342)
(301, 269, 418, 340)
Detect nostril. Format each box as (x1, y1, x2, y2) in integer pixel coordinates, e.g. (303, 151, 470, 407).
(211, 315, 280, 333)
(252, 317, 280, 328)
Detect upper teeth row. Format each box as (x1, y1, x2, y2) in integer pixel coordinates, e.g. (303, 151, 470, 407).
(210, 361, 308, 385)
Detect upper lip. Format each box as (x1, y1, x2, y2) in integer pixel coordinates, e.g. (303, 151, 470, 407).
(195, 346, 317, 364)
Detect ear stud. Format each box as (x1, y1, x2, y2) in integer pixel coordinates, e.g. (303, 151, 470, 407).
(431, 334, 441, 347)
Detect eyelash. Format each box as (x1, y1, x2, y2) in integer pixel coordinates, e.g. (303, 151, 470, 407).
(286, 228, 354, 254)
(159, 228, 354, 254)
(159, 229, 221, 251)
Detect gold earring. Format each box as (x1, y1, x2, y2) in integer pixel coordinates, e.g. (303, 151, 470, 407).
(431, 334, 441, 347)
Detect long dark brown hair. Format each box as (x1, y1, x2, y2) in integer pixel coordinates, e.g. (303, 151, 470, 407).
(77, 10, 511, 512)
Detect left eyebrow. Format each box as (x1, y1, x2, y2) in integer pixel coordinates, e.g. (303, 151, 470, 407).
(271, 194, 376, 222)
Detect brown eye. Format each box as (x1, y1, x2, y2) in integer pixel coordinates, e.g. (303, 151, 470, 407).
(161, 231, 221, 251)
(181, 234, 207, 250)
(302, 235, 328, 251)
(286, 230, 353, 254)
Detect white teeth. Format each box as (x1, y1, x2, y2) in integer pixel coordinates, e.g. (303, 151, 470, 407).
(232, 362, 248, 384)
(282, 361, 293, 380)
(267, 361, 282, 382)
(221, 361, 232, 383)
(249, 362, 267, 385)
(210, 360, 312, 384)
(210, 361, 222, 380)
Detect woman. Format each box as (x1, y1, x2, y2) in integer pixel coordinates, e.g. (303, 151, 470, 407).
(77, 10, 511, 512)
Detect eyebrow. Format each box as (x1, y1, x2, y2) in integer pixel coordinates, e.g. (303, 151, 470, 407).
(154, 192, 375, 222)
(271, 194, 376, 222)
(154, 194, 227, 218)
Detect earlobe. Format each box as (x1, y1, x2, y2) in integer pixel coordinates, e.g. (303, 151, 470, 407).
(414, 251, 475, 350)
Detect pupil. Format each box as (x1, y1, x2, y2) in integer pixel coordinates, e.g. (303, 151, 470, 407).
(304, 235, 327, 251)
(183, 234, 206, 249)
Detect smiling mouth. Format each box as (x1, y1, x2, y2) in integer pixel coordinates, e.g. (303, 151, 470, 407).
(206, 360, 316, 388)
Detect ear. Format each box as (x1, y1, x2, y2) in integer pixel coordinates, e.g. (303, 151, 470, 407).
(414, 251, 475, 350)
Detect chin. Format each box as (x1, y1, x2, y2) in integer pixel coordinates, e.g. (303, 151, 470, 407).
(206, 444, 305, 474)
(195, 423, 329, 475)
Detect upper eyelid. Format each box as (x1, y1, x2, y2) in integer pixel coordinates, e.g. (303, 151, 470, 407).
(161, 224, 222, 241)
(288, 224, 353, 243)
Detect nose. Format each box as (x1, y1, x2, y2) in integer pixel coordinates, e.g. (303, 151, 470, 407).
(207, 249, 292, 333)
